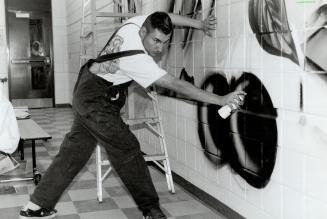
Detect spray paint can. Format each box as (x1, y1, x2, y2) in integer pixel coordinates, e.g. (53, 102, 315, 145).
(218, 95, 244, 119)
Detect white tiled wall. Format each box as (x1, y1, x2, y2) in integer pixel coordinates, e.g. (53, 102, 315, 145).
(132, 0, 327, 219)
(52, 0, 70, 104)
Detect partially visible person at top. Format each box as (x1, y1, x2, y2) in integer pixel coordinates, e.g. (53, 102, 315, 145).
(19, 11, 246, 219)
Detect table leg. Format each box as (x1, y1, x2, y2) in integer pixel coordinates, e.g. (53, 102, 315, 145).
(31, 140, 42, 185)
(31, 140, 36, 169)
(19, 140, 24, 160)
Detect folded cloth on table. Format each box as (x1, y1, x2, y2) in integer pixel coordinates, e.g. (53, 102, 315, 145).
(14, 109, 31, 120)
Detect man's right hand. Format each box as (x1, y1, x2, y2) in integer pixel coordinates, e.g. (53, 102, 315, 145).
(222, 91, 246, 110)
(202, 14, 217, 37)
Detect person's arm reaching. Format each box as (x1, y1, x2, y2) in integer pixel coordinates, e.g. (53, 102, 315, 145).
(149, 12, 245, 107)
(168, 13, 217, 36)
(154, 73, 246, 107)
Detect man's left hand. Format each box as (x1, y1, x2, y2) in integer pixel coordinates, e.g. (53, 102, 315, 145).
(202, 14, 217, 37)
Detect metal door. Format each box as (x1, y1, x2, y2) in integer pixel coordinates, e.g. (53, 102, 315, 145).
(6, 0, 53, 108)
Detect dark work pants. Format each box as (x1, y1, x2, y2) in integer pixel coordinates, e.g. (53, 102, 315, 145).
(30, 61, 159, 211)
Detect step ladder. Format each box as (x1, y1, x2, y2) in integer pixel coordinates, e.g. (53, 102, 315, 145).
(79, 0, 175, 203)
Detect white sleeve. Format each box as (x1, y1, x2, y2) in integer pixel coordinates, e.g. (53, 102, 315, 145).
(119, 54, 167, 88)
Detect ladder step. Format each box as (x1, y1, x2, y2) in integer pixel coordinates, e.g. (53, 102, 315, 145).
(96, 12, 139, 18)
(144, 154, 167, 161)
(100, 155, 167, 164)
(96, 21, 121, 27)
(80, 55, 93, 59)
(100, 160, 110, 165)
(81, 22, 120, 29)
(126, 117, 160, 125)
(83, 0, 91, 7)
(81, 32, 93, 39)
(81, 22, 93, 25)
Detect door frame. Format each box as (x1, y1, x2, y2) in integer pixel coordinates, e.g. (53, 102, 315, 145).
(5, 0, 55, 107)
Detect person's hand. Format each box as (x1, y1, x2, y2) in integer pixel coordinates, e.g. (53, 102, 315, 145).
(224, 79, 249, 110)
(222, 91, 246, 110)
(202, 14, 217, 37)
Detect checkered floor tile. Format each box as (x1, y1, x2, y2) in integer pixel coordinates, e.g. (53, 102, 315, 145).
(0, 108, 226, 219)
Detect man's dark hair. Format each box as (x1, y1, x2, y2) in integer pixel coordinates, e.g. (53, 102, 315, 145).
(143, 11, 173, 35)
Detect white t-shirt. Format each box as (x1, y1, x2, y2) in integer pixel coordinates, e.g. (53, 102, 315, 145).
(89, 15, 167, 88)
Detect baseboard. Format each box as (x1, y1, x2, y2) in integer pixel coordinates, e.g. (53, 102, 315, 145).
(148, 162, 245, 219)
(55, 103, 72, 108)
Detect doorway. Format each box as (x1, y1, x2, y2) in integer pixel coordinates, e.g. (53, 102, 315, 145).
(6, 0, 54, 108)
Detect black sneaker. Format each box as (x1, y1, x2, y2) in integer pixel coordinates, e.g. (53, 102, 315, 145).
(143, 207, 167, 219)
(19, 208, 57, 219)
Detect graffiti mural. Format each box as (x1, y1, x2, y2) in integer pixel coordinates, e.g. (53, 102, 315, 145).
(198, 72, 277, 188)
(150, 0, 327, 190)
(248, 0, 299, 65)
(249, 0, 327, 73)
(229, 73, 277, 188)
(197, 73, 230, 164)
(306, 3, 327, 72)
